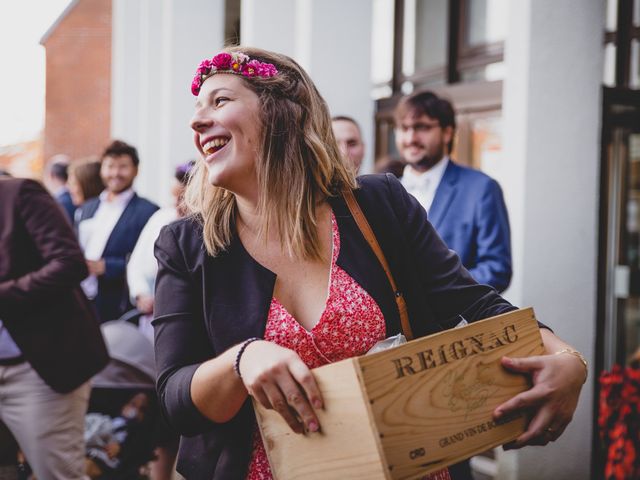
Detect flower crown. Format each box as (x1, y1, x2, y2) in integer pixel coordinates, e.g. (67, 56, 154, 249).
(191, 52, 278, 96)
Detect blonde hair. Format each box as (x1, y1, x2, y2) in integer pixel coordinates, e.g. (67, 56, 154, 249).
(184, 46, 357, 260)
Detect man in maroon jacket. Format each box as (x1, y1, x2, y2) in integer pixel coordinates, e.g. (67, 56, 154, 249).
(0, 177, 109, 479)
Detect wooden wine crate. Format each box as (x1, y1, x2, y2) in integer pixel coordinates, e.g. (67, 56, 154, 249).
(254, 308, 544, 480)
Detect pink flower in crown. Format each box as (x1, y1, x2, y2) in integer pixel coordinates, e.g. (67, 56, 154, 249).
(191, 75, 203, 96)
(258, 63, 278, 77)
(211, 53, 232, 70)
(230, 53, 249, 72)
(197, 58, 213, 71)
(241, 60, 262, 77)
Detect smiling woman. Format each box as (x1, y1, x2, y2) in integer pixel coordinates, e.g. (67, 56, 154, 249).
(190, 74, 262, 200)
(152, 46, 586, 480)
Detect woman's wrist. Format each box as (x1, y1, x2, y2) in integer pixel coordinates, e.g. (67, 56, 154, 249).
(553, 348, 588, 383)
(234, 337, 262, 379)
(540, 329, 588, 384)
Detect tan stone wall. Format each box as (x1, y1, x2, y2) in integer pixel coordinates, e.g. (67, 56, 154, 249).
(43, 0, 112, 162)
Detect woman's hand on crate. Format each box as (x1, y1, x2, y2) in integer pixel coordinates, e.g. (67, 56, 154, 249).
(240, 340, 324, 434)
(492, 329, 586, 449)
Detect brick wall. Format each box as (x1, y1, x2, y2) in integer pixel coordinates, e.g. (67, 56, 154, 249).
(42, 0, 112, 162)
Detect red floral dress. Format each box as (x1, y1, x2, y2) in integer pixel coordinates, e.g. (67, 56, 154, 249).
(245, 213, 451, 480)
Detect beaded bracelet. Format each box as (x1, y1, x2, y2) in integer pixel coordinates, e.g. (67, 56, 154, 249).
(234, 337, 262, 379)
(554, 348, 588, 383)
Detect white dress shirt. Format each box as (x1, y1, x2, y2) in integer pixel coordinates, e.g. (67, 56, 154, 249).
(78, 188, 135, 298)
(400, 156, 449, 213)
(127, 207, 177, 303)
(126, 207, 178, 341)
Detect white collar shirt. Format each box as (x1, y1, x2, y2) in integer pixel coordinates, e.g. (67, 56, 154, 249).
(400, 156, 449, 213)
(78, 188, 134, 299)
(80, 188, 135, 261)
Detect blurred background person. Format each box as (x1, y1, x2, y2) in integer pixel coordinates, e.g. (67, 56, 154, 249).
(127, 160, 195, 330)
(395, 91, 512, 293)
(44, 154, 76, 222)
(0, 176, 108, 479)
(331, 115, 365, 174)
(68, 157, 104, 207)
(76, 140, 158, 323)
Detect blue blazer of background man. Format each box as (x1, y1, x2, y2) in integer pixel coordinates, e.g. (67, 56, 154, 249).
(396, 90, 512, 293)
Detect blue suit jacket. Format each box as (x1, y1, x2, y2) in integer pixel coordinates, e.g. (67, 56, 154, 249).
(78, 193, 159, 322)
(428, 161, 512, 292)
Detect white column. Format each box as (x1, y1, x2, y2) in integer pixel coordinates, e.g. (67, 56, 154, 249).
(111, 0, 142, 146)
(308, 0, 375, 172)
(242, 0, 375, 172)
(241, 0, 297, 58)
(111, 0, 226, 206)
(497, 1, 604, 478)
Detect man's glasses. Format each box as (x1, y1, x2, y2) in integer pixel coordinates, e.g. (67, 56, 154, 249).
(395, 122, 441, 134)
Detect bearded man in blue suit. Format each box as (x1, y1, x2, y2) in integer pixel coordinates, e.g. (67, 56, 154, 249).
(396, 91, 512, 293)
(76, 140, 159, 322)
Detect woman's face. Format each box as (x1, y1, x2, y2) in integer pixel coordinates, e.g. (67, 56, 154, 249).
(190, 74, 262, 198)
(67, 172, 84, 206)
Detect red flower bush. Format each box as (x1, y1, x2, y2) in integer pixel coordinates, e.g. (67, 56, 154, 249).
(599, 365, 640, 479)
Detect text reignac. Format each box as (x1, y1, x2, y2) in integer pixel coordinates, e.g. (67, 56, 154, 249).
(392, 324, 519, 379)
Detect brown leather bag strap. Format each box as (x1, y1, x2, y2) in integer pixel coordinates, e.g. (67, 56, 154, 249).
(342, 188, 414, 341)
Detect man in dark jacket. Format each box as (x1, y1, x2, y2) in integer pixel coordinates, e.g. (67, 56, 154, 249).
(0, 176, 109, 479)
(45, 155, 76, 222)
(76, 140, 159, 322)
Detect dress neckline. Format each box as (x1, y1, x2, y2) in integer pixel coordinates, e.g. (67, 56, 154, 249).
(270, 211, 339, 333)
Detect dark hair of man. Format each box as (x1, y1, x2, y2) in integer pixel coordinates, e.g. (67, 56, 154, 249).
(101, 140, 140, 167)
(395, 91, 456, 153)
(50, 162, 68, 182)
(331, 115, 362, 134)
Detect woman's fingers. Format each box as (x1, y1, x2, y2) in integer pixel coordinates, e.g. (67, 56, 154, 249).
(248, 385, 272, 411)
(288, 357, 324, 410)
(261, 381, 305, 434)
(497, 351, 580, 450)
(278, 373, 320, 433)
(493, 385, 545, 419)
(241, 342, 322, 434)
(510, 406, 555, 447)
(500, 355, 544, 374)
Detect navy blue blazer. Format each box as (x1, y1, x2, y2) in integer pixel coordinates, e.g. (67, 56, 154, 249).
(153, 174, 517, 480)
(428, 161, 512, 292)
(78, 192, 158, 322)
(55, 188, 76, 223)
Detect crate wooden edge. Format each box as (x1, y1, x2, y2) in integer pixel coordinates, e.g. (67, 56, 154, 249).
(356, 307, 540, 379)
(254, 357, 390, 479)
(352, 352, 393, 479)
